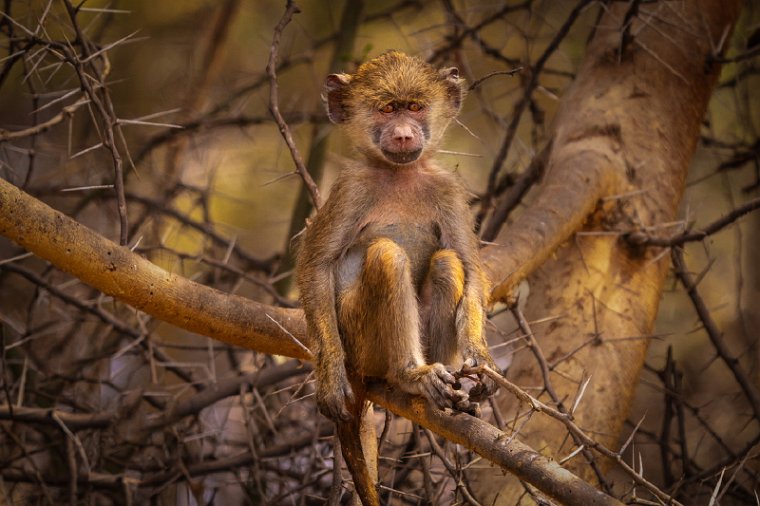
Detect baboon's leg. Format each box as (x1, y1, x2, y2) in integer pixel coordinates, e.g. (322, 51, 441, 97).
(425, 249, 465, 365)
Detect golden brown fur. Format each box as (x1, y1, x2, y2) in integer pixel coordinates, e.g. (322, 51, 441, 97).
(296, 51, 496, 506)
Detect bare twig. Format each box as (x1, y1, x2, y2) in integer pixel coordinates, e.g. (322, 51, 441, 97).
(423, 428, 483, 505)
(671, 247, 760, 421)
(627, 196, 760, 247)
(61, 0, 129, 245)
(0, 98, 88, 141)
(618, 0, 643, 60)
(468, 67, 523, 91)
(509, 305, 613, 492)
(266, 0, 322, 209)
(473, 364, 684, 506)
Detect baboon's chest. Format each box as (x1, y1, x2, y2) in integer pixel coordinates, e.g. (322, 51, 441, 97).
(335, 172, 446, 291)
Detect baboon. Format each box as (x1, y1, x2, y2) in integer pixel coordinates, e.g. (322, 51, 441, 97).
(296, 51, 498, 506)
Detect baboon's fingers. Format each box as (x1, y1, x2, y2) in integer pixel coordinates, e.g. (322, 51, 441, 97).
(428, 373, 453, 404)
(419, 364, 468, 409)
(469, 374, 499, 402)
(415, 369, 454, 409)
(423, 381, 452, 409)
(444, 365, 463, 390)
(434, 368, 468, 402)
(468, 382, 488, 402)
(434, 364, 458, 386)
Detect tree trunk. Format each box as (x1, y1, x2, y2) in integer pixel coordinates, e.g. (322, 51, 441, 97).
(476, 0, 742, 502)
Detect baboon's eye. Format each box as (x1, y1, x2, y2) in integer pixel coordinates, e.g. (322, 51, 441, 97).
(408, 102, 422, 112)
(380, 103, 395, 114)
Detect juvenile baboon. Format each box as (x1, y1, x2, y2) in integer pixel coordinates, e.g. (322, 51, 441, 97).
(296, 51, 497, 506)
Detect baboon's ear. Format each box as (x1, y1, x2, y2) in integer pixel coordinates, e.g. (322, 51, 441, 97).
(439, 66, 466, 112)
(323, 73, 352, 124)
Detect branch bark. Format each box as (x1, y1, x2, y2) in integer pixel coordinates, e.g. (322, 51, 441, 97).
(0, 178, 310, 361)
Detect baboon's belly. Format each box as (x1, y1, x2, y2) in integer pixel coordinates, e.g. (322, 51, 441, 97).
(335, 222, 440, 292)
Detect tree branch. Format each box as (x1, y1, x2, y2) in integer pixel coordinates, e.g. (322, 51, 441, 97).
(266, 0, 322, 209)
(482, 141, 625, 302)
(0, 177, 310, 361)
(627, 196, 760, 247)
(368, 383, 622, 506)
(671, 247, 760, 421)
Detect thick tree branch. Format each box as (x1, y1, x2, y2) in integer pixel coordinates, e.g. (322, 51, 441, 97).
(0, 177, 310, 361)
(482, 140, 626, 302)
(473, 0, 743, 501)
(368, 383, 622, 506)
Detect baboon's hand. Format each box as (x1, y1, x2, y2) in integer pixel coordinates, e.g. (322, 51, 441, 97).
(316, 364, 354, 422)
(462, 357, 499, 402)
(401, 363, 469, 410)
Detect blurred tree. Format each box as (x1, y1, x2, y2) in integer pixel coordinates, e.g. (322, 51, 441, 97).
(1, 1, 758, 505)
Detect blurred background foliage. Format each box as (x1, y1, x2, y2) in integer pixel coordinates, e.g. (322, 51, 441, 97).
(1, 0, 759, 504)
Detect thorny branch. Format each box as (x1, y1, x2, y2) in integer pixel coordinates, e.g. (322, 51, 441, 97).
(471, 362, 683, 506)
(671, 247, 760, 421)
(476, 0, 595, 233)
(61, 0, 130, 245)
(628, 195, 760, 247)
(266, 0, 322, 210)
(511, 306, 619, 497)
(1, 1, 758, 504)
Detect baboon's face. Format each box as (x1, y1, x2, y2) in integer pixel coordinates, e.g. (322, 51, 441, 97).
(323, 51, 465, 166)
(370, 99, 428, 164)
